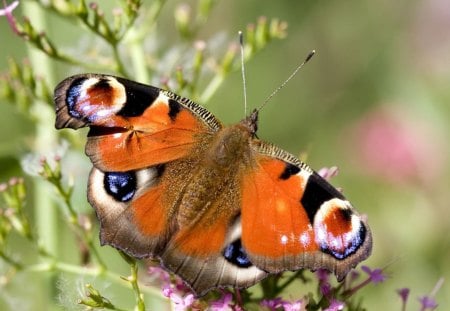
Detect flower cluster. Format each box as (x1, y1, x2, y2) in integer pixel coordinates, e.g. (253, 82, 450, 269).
(146, 264, 389, 310)
(146, 260, 442, 310)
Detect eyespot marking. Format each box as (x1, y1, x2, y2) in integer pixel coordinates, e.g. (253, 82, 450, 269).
(104, 171, 137, 202)
(223, 239, 253, 268)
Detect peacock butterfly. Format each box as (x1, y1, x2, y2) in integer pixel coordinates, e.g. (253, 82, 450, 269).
(53, 73, 372, 296)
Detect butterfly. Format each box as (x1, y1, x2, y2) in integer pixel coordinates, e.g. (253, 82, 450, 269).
(54, 73, 372, 296)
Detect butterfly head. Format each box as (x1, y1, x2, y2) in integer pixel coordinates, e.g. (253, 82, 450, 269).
(241, 109, 259, 137)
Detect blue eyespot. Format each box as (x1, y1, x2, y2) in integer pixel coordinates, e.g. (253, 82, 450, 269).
(66, 77, 86, 118)
(223, 239, 252, 268)
(320, 222, 367, 260)
(104, 171, 137, 202)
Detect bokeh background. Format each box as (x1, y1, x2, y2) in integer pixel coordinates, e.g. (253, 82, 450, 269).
(1, 0, 449, 310)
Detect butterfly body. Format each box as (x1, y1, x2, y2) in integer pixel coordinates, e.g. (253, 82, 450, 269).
(54, 74, 372, 296)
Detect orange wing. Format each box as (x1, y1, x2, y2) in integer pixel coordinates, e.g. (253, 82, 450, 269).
(54, 74, 221, 172)
(87, 167, 172, 257)
(241, 144, 372, 280)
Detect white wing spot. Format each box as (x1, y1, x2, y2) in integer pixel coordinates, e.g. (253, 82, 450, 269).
(299, 232, 310, 247)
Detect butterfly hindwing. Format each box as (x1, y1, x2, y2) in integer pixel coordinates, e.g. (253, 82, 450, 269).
(161, 216, 267, 296)
(88, 166, 172, 257)
(241, 142, 372, 280)
(54, 74, 221, 172)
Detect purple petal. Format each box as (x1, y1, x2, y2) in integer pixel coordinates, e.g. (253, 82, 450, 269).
(419, 296, 438, 310)
(260, 297, 284, 310)
(162, 285, 173, 298)
(210, 293, 233, 310)
(397, 288, 410, 302)
(317, 166, 339, 181)
(281, 299, 305, 311)
(361, 265, 386, 284)
(316, 268, 331, 282)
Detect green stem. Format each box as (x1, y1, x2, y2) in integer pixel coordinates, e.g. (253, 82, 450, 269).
(54, 52, 120, 73)
(23, 0, 58, 260)
(148, 0, 167, 26)
(22, 2, 59, 309)
(126, 27, 150, 82)
(124, 0, 168, 82)
(25, 261, 164, 299)
(199, 74, 225, 103)
(0, 251, 23, 269)
(112, 43, 129, 77)
(129, 260, 146, 311)
(48, 174, 107, 268)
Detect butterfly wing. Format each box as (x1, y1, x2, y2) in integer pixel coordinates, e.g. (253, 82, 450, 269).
(160, 202, 267, 296)
(241, 141, 372, 280)
(55, 74, 222, 258)
(88, 166, 173, 257)
(54, 74, 221, 172)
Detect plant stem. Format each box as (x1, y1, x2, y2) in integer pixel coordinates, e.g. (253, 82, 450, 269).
(199, 74, 225, 103)
(124, 0, 167, 82)
(112, 43, 129, 77)
(129, 258, 146, 311)
(126, 27, 150, 83)
(49, 176, 106, 268)
(22, 0, 58, 265)
(26, 261, 165, 300)
(22, 2, 59, 309)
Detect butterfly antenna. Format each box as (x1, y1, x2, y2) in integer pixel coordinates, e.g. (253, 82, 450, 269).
(256, 50, 316, 113)
(239, 31, 248, 116)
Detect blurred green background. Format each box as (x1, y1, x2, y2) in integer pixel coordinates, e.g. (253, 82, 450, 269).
(1, 0, 449, 310)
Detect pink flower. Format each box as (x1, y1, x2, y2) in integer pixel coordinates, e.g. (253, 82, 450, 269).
(162, 284, 174, 298)
(317, 167, 339, 181)
(324, 299, 345, 311)
(320, 282, 332, 296)
(163, 284, 195, 311)
(148, 266, 171, 284)
(210, 293, 233, 311)
(316, 268, 331, 283)
(0, 0, 17, 15)
(281, 299, 306, 311)
(260, 297, 284, 310)
(0, 0, 20, 34)
(349, 106, 445, 184)
(171, 293, 195, 311)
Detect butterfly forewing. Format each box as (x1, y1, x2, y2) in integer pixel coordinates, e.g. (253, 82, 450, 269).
(54, 74, 221, 172)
